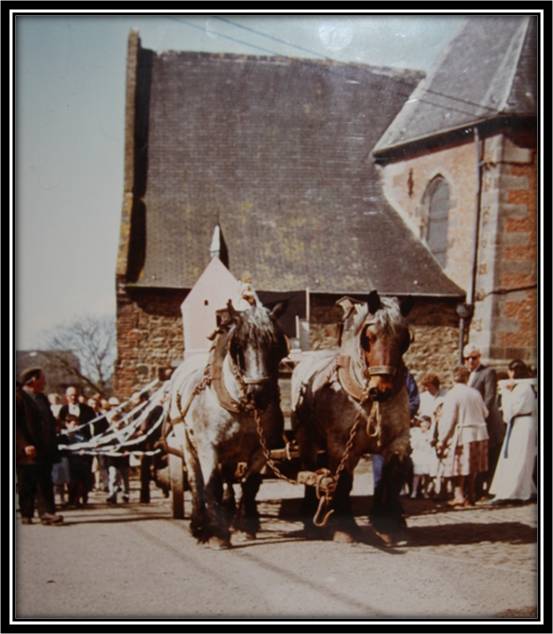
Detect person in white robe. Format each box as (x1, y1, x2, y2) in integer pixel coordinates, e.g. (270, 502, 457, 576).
(489, 359, 537, 503)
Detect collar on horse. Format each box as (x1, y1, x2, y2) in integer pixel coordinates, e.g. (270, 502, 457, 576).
(336, 354, 370, 403)
(208, 330, 245, 415)
(335, 354, 406, 404)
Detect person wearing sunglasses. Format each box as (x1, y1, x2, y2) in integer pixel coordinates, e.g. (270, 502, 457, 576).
(463, 343, 505, 500)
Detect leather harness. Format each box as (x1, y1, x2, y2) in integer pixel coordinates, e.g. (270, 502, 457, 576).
(335, 354, 370, 403)
(209, 332, 244, 415)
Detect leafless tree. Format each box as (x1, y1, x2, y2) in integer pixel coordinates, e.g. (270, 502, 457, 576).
(40, 315, 116, 397)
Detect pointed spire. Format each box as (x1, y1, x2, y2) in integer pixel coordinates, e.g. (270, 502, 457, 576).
(209, 224, 221, 259)
(209, 223, 229, 267)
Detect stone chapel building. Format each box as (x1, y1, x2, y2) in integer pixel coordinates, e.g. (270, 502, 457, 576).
(114, 16, 538, 397)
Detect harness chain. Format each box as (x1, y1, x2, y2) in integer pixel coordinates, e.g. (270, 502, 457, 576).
(253, 408, 300, 486)
(253, 386, 370, 527)
(171, 342, 371, 529)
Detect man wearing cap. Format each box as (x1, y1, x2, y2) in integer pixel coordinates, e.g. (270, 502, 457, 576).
(463, 343, 505, 498)
(18, 368, 64, 525)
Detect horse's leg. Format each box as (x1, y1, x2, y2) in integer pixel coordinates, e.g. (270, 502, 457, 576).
(370, 452, 409, 545)
(221, 464, 237, 524)
(325, 448, 360, 543)
(182, 432, 210, 542)
(293, 417, 321, 538)
(235, 471, 263, 539)
(199, 448, 231, 549)
(234, 400, 283, 539)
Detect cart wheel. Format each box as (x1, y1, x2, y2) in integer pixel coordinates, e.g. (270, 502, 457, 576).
(169, 453, 185, 519)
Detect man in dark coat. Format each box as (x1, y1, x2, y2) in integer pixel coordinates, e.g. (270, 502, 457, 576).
(58, 385, 96, 493)
(18, 368, 64, 525)
(464, 343, 505, 498)
(58, 385, 96, 439)
(136, 393, 168, 503)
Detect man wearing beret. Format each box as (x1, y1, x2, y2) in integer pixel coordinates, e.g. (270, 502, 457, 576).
(18, 367, 64, 525)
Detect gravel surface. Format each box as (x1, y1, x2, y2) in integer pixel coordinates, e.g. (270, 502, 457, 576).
(14, 457, 539, 622)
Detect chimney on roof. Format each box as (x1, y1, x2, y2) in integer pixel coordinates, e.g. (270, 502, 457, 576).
(209, 224, 229, 267)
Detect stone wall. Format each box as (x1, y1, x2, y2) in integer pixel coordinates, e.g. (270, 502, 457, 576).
(114, 288, 461, 397)
(378, 126, 537, 369)
(402, 301, 460, 389)
(488, 133, 537, 366)
(114, 278, 187, 398)
(378, 138, 478, 292)
(308, 294, 461, 388)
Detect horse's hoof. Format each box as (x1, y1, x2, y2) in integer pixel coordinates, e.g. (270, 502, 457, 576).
(372, 529, 395, 547)
(233, 531, 256, 542)
(373, 528, 408, 547)
(332, 529, 355, 544)
(206, 536, 232, 550)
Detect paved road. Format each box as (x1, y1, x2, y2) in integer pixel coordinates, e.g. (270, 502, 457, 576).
(14, 458, 539, 621)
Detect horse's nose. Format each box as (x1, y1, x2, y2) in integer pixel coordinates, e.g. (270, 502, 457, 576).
(245, 381, 271, 408)
(368, 377, 394, 401)
(369, 387, 393, 401)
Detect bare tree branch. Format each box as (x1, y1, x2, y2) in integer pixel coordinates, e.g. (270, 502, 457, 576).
(39, 314, 116, 397)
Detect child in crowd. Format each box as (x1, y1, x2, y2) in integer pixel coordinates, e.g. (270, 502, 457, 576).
(410, 416, 439, 498)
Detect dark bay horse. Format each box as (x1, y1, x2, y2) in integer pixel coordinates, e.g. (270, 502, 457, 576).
(291, 290, 413, 545)
(168, 301, 288, 548)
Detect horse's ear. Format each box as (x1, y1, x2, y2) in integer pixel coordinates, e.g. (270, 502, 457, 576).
(366, 290, 382, 314)
(216, 300, 239, 328)
(226, 299, 237, 317)
(270, 302, 286, 321)
(336, 296, 357, 320)
(398, 295, 414, 317)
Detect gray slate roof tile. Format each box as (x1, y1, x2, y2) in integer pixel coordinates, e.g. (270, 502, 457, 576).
(127, 48, 463, 298)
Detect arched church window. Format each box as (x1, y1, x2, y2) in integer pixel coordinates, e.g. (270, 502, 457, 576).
(423, 176, 450, 268)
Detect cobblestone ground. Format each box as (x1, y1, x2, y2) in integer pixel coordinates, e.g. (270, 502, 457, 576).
(14, 457, 541, 621)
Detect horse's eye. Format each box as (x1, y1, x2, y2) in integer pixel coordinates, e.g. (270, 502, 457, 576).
(230, 341, 243, 367)
(400, 329, 412, 354)
(361, 326, 374, 351)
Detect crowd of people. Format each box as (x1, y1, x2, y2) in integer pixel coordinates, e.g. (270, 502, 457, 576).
(16, 369, 167, 526)
(16, 342, 538, 526)
(404, 345, 538, 508)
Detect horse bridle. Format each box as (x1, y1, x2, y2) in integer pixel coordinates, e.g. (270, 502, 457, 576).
(367, 365, 397, 377)
(359, 318, 401, 379)
(227, 335, 273, 410)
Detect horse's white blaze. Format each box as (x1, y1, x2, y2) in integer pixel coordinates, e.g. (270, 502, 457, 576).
(244, 346, 266, 382)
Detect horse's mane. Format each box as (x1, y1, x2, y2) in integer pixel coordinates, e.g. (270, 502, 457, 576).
(231, 306, 281, 349)
(369, 297, 406, 335)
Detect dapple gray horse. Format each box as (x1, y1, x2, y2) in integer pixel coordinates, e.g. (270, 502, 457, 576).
(168, 301, 288, 548)
(291, 290, 413, 545)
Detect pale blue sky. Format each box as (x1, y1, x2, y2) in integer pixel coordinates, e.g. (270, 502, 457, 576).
(14, 13, 468, 349)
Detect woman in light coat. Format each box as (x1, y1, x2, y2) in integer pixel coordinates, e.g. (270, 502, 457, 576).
(436, 366, 489, 507)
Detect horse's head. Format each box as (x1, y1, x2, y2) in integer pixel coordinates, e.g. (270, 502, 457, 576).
(221, 300, 288, 409)
(338, 291, 413, 401)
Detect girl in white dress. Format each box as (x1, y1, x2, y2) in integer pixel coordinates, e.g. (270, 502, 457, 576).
(410, 417, 439, 498)
(489, 359, 537, 502)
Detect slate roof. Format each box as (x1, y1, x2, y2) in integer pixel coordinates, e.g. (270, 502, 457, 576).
(373, 15, 537, 156)
(124, 43, 464, 298)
